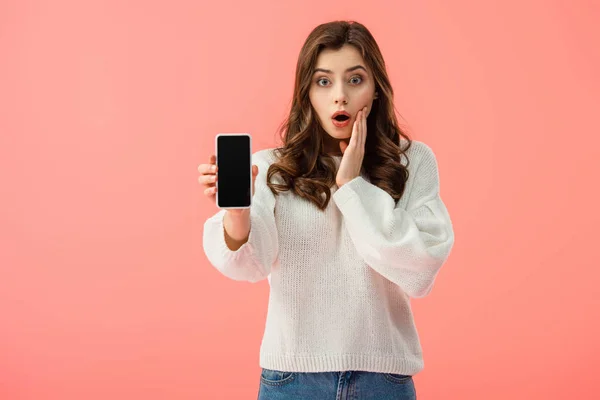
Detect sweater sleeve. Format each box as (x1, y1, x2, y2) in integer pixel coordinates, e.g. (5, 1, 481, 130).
(332, 143, 454, 298)
(202, 151, 279, 283)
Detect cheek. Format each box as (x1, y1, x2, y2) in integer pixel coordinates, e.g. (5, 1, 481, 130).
(310, 94, 327, 117)
(357, 87, 375, 102)
(359, 91, 376, 115)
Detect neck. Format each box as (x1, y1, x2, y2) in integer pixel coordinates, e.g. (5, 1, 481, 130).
(322, 135, 348, 157)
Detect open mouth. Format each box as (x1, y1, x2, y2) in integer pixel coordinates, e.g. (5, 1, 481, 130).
(331, 114, 351, 128)
(333, 115, 350, 122)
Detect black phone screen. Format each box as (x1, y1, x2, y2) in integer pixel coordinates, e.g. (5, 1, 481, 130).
(216, 135, 252, 208)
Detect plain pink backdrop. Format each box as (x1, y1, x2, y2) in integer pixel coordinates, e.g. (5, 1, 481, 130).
(1, 0, 599, 399)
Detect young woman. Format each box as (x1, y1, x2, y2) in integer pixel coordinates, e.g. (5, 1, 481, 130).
(198, 20, 455, 400)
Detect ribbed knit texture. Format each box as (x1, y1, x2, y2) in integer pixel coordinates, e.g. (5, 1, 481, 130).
(202, 140, 455, 375)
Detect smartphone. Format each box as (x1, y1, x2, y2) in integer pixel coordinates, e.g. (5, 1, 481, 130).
(215, 133, 252, 209)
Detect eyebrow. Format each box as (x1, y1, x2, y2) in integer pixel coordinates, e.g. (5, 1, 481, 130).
(313, 65, 367, 74)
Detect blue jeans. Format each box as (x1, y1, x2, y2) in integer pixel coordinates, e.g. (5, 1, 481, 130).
(257, 368, 417, 399)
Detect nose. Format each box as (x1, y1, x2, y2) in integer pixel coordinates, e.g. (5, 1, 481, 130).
(334, 86, 348, 105)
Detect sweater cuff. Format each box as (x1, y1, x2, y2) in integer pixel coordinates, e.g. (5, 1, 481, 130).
(333, 176, 377, 207)
(215, 210, 253, 258)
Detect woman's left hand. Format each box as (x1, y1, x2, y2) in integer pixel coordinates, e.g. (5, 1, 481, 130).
(336, 106, 367, 188)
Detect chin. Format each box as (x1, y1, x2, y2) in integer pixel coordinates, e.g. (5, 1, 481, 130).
(326, 129, 352, 140)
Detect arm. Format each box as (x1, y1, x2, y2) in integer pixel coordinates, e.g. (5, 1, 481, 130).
(202, 151, 278, 283)
(223, 209, 251, 251)
(332, 143, 455, 298)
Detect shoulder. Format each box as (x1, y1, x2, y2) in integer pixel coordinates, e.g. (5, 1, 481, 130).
(401, 140, 442, 195)
(400, 139, 438, 171)
(402, 139, 435, 160)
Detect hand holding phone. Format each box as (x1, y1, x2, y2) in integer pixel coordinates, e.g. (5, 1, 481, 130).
(198, 133, 259, 212)
(214, 133, 254, 210)
(198, 154, 259, 216)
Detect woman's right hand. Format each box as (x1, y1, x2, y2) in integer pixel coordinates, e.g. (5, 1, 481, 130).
(198, 154, 259, 216)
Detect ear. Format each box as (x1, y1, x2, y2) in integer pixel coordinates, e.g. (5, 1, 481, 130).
(374, 91, 379, 99)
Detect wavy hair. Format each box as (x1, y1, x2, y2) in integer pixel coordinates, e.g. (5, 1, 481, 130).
(267, 20, 412, 210)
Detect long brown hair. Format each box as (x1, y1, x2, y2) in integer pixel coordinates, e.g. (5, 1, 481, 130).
(267, 20, 412, 210)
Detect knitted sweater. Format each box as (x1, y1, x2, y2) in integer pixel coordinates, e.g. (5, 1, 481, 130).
(202, 140, 455, 375)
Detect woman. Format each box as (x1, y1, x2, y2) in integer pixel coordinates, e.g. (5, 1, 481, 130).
(198, 20, 454, 399)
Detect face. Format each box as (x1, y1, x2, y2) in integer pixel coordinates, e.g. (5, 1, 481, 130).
(309, 44, 377, 148)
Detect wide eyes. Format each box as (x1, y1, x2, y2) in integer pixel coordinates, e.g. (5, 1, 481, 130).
(316, 75, 363, 87)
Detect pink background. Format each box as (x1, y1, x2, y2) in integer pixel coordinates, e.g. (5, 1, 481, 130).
(1, 0, 599, 399)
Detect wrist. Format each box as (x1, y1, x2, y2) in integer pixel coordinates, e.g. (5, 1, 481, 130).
(224, 209, 251, 242)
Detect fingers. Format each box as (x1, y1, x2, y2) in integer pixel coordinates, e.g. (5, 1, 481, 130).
(251, 165, 259, 197)
(361, 106, 367, 148)
(348, 107, 368, 151)
(199, 154, 218, 197)
(198, 163, 217, 174)
(198, 154, 217, 174)
(198, 159, 258, 199)
(350, 110, 360, 147)
(250, 165, 259, 186)
(198, 173, 217, 186)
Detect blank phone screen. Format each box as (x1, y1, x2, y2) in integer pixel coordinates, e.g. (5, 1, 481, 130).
(216, 135, 251, 208)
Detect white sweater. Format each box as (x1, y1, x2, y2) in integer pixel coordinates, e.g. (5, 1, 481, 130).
(202, 140, 455, 375)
